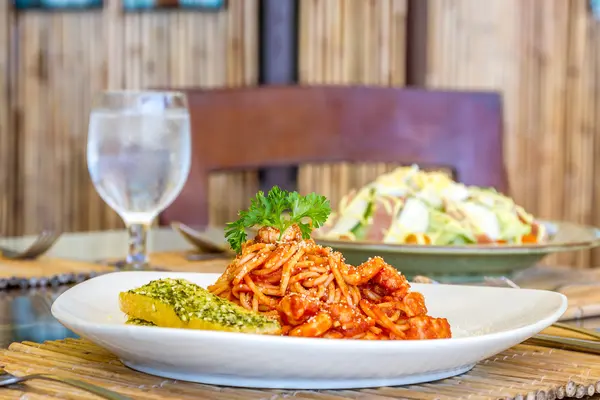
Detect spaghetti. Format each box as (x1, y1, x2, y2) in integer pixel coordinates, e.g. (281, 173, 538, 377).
(208, 224, 452, 340)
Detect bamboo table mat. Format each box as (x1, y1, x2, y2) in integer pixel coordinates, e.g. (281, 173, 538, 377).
(0, 339, 599, 400)
(0, 251, 222, 291)
(0, 251, 228, 290)
(0, 250, 218, 290)
(0, 258, 115, 289)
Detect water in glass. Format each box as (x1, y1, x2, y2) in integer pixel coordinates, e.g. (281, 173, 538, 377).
(87, 109, 191, 225)
(87, 91, 191, 270)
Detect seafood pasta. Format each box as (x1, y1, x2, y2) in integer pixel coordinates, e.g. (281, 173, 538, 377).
(208, 187, 451, 340)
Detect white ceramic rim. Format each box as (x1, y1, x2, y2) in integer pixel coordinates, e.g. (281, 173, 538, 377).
(51, 273, 568, 350)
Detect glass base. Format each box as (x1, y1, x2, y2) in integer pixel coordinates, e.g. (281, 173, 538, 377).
(120, 264, 151, 272)
(110, 260, 168, 272)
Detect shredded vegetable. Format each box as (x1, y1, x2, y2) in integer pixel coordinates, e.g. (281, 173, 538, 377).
(318, 165, 547, 245)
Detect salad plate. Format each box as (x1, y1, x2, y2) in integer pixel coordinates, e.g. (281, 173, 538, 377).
(316, 220, 600, 281)
(52, 271, 567, 389)
(312, 166, 600, 281)
(171, 220, 600, 281)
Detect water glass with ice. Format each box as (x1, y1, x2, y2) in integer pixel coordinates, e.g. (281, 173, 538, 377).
(87, 91, 191, 270)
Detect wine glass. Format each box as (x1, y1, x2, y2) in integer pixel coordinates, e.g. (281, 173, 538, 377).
(87, 91, 191, 270)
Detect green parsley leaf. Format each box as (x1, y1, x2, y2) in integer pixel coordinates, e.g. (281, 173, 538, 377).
(225, 186, 331, 253)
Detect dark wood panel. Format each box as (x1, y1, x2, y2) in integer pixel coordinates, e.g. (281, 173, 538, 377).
(161, 85, 506, 226)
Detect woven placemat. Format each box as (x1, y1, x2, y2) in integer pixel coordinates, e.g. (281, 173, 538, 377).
(0, 339, 599, 400)
(0, 251, 225, 291)
(0, 258, 115, 290)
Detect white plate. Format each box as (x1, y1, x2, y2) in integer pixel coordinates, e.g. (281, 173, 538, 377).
(51, 272, 567, 389)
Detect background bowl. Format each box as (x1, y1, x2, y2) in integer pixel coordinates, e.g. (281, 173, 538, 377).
(315, 220, 600, 282)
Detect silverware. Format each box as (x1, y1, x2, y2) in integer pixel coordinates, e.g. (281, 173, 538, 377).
(0, 231, 61, 260)
(171, 222, 234, 255)
(0, 369, 131, 400)
(525, 334, 600, 355)
(552, 321, 600, 341)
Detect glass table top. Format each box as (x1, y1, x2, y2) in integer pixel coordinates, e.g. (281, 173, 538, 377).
(0, 228, 191, 347)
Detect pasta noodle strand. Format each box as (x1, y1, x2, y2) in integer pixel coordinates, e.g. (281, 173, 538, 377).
(207, 225, 452, 340)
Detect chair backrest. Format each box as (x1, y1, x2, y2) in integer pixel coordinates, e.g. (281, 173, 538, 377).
(161, 85, 506, 226)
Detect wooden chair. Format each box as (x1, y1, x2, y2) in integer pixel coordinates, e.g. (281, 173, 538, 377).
(160, 86, 506, 227)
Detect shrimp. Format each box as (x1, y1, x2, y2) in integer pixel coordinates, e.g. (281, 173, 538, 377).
(322, 330, 345, 339)
(327, 302, 373, 337)
(256, 225, 303, 244)
(289, 312, 333, 337)
(339, 256, 386, 285)
(405, 316, 452, 340)
(278, 293, 320, 325)
(402, 291, 428, 317)
(256, 226, 280, 244)
(371, 264, 410, 299)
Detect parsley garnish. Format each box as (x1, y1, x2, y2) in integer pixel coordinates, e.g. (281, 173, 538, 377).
(225, 186, 331, 253)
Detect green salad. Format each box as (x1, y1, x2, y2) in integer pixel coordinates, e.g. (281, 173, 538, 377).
(318, 165, 546, 245)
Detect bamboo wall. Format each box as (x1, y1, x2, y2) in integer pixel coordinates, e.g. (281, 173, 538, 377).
(0, 1, 13, 236)
(425, 0, 600, 267)
(2, 0, 600, 268)
(0, 0, 259, 235)
(297, 0, 409, 215)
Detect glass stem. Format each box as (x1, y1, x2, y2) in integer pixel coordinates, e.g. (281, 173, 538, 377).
(126, 223, 149, 270)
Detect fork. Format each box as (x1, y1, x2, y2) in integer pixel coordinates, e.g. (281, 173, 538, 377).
(171, 222, 233, 254)
(0, 369, 131, 400)
(0, 231, 61, 260)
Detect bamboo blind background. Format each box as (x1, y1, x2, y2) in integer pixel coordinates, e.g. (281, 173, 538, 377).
(0, 1, 15, 237)
(425, 0, 600, 268)
(2, 0, 600, 268)
(0, 0, 259, 236)
(297, 0, 409, 228)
